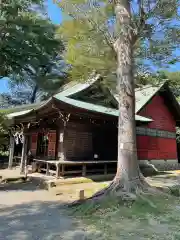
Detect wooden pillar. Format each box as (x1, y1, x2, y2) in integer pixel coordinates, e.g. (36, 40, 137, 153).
(57, 112, 70, 161)
(79, 190, 85, 200)
(104, 163, 107, 175)
(20, 134, 28, 174)
(46, 162, 50, 176)
(24, 154, 28, 178)
(58, 127, 66, 161)
(61, 164, 65, 176)
(82, 164, 86, 177)
(56, 162, 60, 178)
(8, 135, 15, 169)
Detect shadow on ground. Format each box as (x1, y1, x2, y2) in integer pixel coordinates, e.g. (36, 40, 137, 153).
(0, 179, 47, 192)
(0, 180, 89, 240)
(0, 201, 80, 240)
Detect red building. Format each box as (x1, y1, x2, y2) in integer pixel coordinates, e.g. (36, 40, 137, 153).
(7, 77, 180, 176)
(135, 83, 180, 169)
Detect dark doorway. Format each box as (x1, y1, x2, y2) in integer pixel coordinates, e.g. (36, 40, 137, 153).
(14, 142, 22, 157)
(36, 132, 49, 158)
(93, 124, 117, 160)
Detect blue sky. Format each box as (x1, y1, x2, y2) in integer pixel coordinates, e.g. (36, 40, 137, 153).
(46, 0, 62, 24)
(0, 1, 179, 93)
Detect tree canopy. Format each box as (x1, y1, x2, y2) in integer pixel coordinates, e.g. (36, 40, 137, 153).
(9, 58, 69, 103)
(57, 0, 180, 85)
(0, 0, 64, 80)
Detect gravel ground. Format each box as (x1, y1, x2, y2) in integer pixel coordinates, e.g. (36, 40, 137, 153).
(0, 180, 86, 240)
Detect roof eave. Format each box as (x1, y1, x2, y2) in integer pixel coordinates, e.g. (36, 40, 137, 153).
(54, 96, 153, 122)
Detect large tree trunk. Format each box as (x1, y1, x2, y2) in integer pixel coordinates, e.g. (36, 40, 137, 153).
(111, 0, 143, 192)
(71, 1, 152, 206)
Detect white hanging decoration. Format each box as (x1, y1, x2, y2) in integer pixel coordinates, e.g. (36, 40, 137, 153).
(19, 132, 24, 144)
(13, 132, 19, 145)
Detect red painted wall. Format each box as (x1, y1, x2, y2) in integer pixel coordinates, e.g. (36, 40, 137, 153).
(30, 133, 38, 156)
(139, 94, 176, 132)
(137, 136, 177, 160)
(48, 130, 56, 158)
(137, 94, 177, 160)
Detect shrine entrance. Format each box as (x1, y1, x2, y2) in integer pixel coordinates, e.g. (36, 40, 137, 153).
(31, 130, 57, 160)
(92, 124, 117, 160)
(36, 132, 49, 158)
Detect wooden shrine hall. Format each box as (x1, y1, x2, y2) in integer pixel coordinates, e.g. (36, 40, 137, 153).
(7, 76, 180, 178)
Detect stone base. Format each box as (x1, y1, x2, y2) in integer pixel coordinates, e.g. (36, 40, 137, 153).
(139, 159, 180, 171)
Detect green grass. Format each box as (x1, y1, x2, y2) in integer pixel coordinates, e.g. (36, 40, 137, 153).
(71, 195, 180, 240)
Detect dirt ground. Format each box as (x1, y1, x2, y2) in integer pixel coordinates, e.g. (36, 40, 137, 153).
(0, 168, 110, 202)
(0, 179, 89, 240)
(0, 168, 109, 240)
(1, 168, 180, 240)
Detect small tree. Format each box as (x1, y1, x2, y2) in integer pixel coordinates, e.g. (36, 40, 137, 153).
(9, 59, 68, 103)
(58, 0, 180, 198)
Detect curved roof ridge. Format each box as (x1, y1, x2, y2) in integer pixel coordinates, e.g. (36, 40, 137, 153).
(54, 74, 101, 98)
(135, 81, 166, 92)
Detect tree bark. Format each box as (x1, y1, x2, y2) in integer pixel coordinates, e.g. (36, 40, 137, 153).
(112, 0, 142, 191)
(30, 84, 38, 103)
(70, 1, 152, 206)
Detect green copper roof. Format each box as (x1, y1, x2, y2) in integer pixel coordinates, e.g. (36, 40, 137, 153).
(7, 95, 152, 122)
(54, 96, 152, 122)
(7, 110, 32, 119)
(113, 83, 165, 113)
(6, 76, 167, 123)
(54, 74, 100, 98)
(135, 83, 164, 113)
(0, 101, 44, 115)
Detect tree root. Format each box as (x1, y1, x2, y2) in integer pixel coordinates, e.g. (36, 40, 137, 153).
(69, 176, 166, 208)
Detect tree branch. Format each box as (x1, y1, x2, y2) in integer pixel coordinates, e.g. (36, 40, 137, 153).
(131, 0, 147, 45)
(67, 4, 116, 54)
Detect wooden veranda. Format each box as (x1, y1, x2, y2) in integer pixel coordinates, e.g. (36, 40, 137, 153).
(32, 159, 117, 178)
